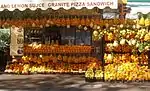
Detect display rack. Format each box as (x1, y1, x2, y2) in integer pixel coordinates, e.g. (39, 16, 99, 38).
(5, 20, 104, 74)
(104, 38, 149, 82)
(85, 25, 150, 82)
(3, 10, 150, 82)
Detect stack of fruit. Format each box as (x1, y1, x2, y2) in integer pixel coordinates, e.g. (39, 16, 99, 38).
(104, 53, 148, 64)
(138, 14, 150, 26)
(104, 26, 150, 53)
(21, 55, 96, 64)
(86, 23, 150, 82)
(5, 56, 99, 74)
(5, 63, 24, 74)
(24, 45, 92, 54)
(104, 63, 150, 81)
(85, 68, 95, 79)
(85, 61, 103, 80)
(85, 62, 150, 81)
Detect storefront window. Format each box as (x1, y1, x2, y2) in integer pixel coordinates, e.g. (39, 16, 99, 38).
(103, 13, 119, 19)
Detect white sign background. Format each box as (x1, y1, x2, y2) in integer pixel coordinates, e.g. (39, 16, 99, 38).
(0, 0, 118, 11)
(10, 27, 24, 56)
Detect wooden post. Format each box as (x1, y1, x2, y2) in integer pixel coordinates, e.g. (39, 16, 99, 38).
(119, 3, 126, 23)
(148, 51, 150, 69)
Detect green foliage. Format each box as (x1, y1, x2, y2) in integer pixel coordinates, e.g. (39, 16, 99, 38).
(0, 29, 10, 51)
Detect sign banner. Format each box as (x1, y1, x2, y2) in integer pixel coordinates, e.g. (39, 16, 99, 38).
(10, 27, 24, 56)
(0, 0, 118, 11)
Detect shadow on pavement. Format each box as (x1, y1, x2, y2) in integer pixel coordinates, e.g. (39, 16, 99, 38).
(0, 75, 149, 91)
(0, 77, 83, 91)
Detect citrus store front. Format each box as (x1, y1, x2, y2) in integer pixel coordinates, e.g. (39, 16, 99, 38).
(0, 0, 119, 75)
(1, 0, 150, 82)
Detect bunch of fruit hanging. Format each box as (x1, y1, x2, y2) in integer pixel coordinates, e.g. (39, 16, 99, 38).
(0, 18, 134, 28)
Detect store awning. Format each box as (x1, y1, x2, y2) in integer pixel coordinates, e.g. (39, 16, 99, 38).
(126, 1, 150, 19)
(128, 0, 150, 2)
(127, 1, 150, 14)
(130, 7, 150, 14)
(0, 0, 118, 11)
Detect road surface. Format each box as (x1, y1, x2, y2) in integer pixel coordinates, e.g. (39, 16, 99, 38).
(0, 74, 149, 91)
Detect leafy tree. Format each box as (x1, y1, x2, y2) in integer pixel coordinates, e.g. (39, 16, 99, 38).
(0, 29, 10, 52)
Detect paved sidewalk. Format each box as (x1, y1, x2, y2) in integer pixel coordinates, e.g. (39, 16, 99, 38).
(0, 74, 149, 91)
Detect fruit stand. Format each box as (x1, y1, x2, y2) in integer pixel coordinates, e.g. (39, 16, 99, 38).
(3, 12, 102, 74)
(1, 0, 150, 82)
(1, 0, 119, 75)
